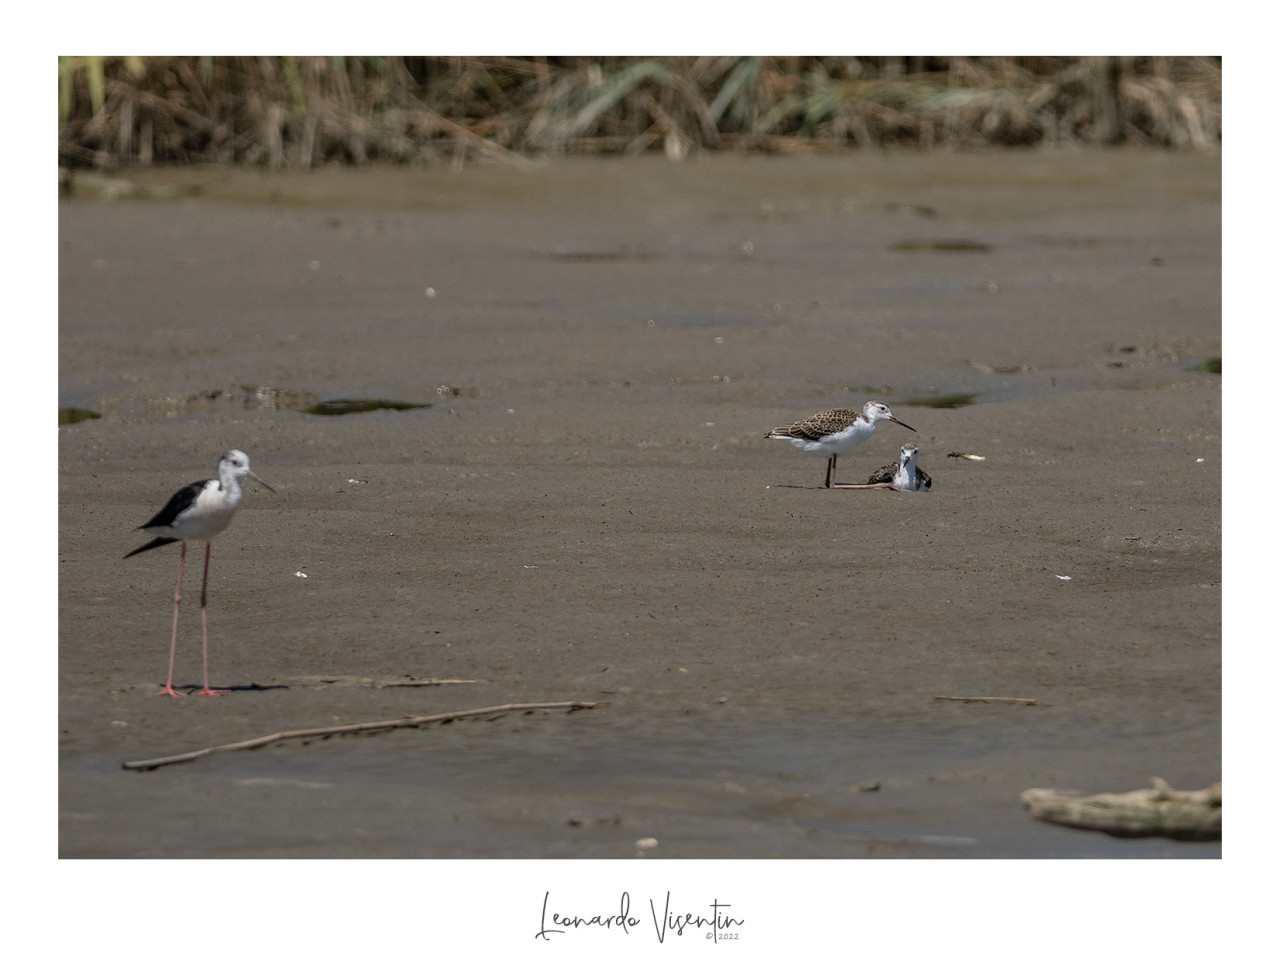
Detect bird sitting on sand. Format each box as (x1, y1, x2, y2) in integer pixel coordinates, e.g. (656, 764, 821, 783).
(124, 450, 275, 697)
(864, 443, 932, 491)
(765, 400, 916, 488)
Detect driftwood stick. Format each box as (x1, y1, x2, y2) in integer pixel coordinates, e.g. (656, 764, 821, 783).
(1022, 778, 1221, 840)
(934, 695, 1037, 705)
(122, 701, 598, 771)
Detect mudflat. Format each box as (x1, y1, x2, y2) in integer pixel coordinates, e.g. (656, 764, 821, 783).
(58, 148, 1220, 858)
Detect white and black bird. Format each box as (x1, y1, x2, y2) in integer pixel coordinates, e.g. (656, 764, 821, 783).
(124, 450, 274, 697)
(765, 400, 916, 488)
(865, 443, 932, 491)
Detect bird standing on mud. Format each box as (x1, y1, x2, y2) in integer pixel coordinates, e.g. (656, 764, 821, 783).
(765, 400, 916, 488)
(125, 450, 275, 697)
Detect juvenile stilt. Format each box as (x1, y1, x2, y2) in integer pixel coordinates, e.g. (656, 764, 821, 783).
(766, 400, 916, 488)
(864, 443, 932, 492)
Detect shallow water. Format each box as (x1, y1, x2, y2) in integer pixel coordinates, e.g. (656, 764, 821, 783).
(67, 705, 1215, 858)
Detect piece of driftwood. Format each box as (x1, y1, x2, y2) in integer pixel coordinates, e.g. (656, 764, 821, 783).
(934, 695, 1036, 705)
(1021, 777, 1221, 841)
(122, 701, 598, 772)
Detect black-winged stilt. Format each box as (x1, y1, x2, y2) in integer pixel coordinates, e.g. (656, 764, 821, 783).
(124, 450, 274, 697)
(865, 443, 932, 491)
(765, 400, 916, 488)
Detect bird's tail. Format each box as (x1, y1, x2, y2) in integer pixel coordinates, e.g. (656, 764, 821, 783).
(123, 536, 178, 559)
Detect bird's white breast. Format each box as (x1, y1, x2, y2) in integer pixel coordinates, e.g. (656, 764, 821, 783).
(814, 420, 872, 453)
(171, 482, 241, 539)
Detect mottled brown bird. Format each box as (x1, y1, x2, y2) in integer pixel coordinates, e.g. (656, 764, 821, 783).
(765, 401, 915, 488)
(865, 443, 932, 491)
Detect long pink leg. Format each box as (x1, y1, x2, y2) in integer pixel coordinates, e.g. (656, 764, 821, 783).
(827, 452, 905, 489)
(158, 542, 188, 697)
(826, 455, 896, 488)
(197, 542, 224, 696)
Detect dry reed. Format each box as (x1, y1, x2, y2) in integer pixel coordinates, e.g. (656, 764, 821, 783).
(57, 56, 1221, 170)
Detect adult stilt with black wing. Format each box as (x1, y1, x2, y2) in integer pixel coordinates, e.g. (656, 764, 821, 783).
(124, 450, 275, 697)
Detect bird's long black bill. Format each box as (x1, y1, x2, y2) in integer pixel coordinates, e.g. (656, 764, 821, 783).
(890, 417, 917, 432)
(248, 472, 277, 493)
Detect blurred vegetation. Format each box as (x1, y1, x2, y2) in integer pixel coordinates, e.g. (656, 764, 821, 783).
(57, 56, 1221, 169)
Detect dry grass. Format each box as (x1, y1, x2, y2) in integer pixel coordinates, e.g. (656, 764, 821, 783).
(58, 56, 1221, 170)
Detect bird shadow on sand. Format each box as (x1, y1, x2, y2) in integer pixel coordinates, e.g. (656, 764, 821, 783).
(147, 682, 290, 695)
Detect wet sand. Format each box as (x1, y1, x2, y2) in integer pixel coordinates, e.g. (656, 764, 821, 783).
(58, 148, 1220, 858)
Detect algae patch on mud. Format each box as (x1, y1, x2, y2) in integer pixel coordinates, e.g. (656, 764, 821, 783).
(303, 398, 432, 416)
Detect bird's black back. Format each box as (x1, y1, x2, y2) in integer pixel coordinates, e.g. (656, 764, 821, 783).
(124, 478, 207, 559)
(138, 480, 207, 531)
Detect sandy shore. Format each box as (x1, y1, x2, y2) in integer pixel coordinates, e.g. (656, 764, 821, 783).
(59, 148, 1220, 857)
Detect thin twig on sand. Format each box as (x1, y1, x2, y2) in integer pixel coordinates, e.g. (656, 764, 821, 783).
(933, 695, 1037, 705)
(122, 701, 598, 771)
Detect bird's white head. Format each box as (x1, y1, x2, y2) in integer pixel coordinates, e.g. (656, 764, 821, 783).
(219, 450, 276, 493)
(864, 401, 916, 432)
(900, 443, 919, 465)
